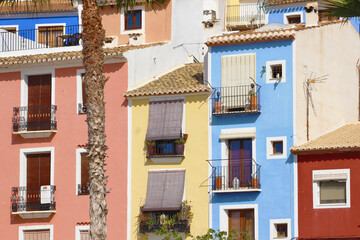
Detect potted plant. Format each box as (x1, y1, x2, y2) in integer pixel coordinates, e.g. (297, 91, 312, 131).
(215, 91, 222, 113)
(174, 134, 187, 155)
(145, 140, 156, 156)
(249, 89, 257, 111)
(252, 173, 259, 188)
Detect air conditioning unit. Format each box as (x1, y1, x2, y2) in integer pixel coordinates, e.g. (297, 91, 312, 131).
(128, 33, 144, 45)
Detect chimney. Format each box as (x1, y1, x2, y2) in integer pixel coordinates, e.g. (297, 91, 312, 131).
(305, 2, 319, 27)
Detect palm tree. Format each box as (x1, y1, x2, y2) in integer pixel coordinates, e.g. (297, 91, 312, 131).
(0, 0, 162, 239)
(320, 0, 360, 18)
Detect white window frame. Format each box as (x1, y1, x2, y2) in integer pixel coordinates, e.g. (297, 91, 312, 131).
(283, 11, 304, 24)
(76, 148, 88, 195)
(220, 127, 257, 190)
(266, 60, 286, 83)
(75, 225, 89, 240)
(312, 169, 350, 209)
(120, 5, 145, 35)
(35, 23, 66, 45)
(20, 147, 55, 187)
(219, 204, 258, 240)
(19, 225, 54, 240)
(266, 136, 287, 159)
(21, 68, 56, 108)
(270, 218, 291, 240)
(76, 69, 86, 114)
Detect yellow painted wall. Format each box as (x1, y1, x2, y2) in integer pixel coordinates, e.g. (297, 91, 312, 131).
(130, 94, 209, 239)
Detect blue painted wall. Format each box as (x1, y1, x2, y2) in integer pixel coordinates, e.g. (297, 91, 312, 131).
(210, 40, 295, 240)
(268, 6, 306, 23)
(350, 17, 360, 33)
(0, 14, 79, 40)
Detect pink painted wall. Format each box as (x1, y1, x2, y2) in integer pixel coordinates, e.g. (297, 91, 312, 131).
(0, 62, 128, 239)
(101, 0, 172, 45)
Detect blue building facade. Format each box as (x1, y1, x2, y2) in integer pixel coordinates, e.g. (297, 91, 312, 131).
(209, 38, 295, 240)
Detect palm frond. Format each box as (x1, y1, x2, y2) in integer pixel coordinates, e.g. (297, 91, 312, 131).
(114, 0, 164, 11)
(320, 0, 360, 18)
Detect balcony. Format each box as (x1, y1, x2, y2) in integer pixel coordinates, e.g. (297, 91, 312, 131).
(78, 184, 89, 195)
(139, 210, 190, 234)
(12, 105, 57, 138)
(0, 25, 81, 53)
(208, 158, 261, 193)
(11, 185, 56, 219)
(211, 85, 261, 116)
(226, 3, 265, 30)
(146, 136, 186, 163)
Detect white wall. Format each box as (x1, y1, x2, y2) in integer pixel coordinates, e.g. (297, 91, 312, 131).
(295, 22, 360, 144)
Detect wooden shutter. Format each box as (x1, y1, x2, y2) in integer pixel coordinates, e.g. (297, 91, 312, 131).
(80, 230, 90, 240)
(229, 209, 254, 240)
(27, 74, 52, 130)
(81, 153, 89, 186)
(24, 230, 50, 240)
(38, 26, 63, 47)
(81, 73, 87, 106)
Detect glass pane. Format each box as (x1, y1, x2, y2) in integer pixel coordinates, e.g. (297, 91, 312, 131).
(135, 11, 141, 28)
(320, 180, 346, 204)
(127, 12, 133, 28)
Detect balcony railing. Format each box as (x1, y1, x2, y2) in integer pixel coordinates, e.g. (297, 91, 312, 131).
(0, 25, 81, 52)
(226, 4, 265, 26)
(146, 140, 185, 158)
(13, 105, 57, 132)
(208, 158, 261, 192)
(78, 184, 89, 195)
(211, 84, 261, 115)
(139, 211, 190, 233)
(11, 185, 56, 212)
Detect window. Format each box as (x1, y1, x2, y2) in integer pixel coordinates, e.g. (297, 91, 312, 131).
(76, 226, 90, 240)
(19, 225, 53, 240)
(1, 27, 17, 33)
(77, 70, 87, 114)
(318, 10, 340, 22)
(313, 169, 350, 209)
(229, 209, 254, 240)
(267, 137, 287, 159)
(266, 60, 286, 83)
(76, 149, 89, 195)
(283, 12, 303, 24)
(37, 25, 64, 48)
(270, 219, 291, 240)
(145, 99, 185, 159)
(125, 10, 142, 30)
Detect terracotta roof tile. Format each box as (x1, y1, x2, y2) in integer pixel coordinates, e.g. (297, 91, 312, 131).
(206, 20, 344, 47)
(0, 0, 75, 14)
(0, 42, 164, 66)
(290, 122, 360, 154)
(264, 0, 312, 6)
(124, 63, 211, 97)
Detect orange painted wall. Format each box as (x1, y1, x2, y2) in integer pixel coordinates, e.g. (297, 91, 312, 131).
(0, 62, 128, 239)
(101, 0, 171, 45)
(298, 152, 360, 239)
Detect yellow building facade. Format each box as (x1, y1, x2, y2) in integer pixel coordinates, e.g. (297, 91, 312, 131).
(125, 63, 210, 239)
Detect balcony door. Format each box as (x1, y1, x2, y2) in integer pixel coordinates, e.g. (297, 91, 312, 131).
(38, 26, 64, 48)
(228, 209, 254, 240)
(26, 153, 51, 211)
(27, 74, 51, 131)
(228, 139, 252, 188)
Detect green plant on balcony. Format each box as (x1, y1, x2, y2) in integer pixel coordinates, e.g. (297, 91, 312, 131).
(145, 140, 156, 146)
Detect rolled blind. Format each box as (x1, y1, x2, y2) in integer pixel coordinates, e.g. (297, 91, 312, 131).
(24, 230, 50, 240)
(80, 230, 90, 240)
(320, 180, 346, 204)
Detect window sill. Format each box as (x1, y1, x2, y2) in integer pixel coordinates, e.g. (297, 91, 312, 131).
(13, 130, 57, 139)
(147, 155, 184, 164)
(313, 203, 350, 209)
(12, 210, 56, 219)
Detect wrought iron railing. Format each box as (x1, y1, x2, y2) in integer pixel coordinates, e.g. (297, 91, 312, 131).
(226, 4, 265, 25)
(78, 184, 89, 195)
(0, 25, 81, 52)
(208, 158, 261, 191)
(139, 210, 190, 233)
(11, 185, 56, 212)
(211, 84, 261, 115)
(146, 140, 185, 157)
(12, 105, 57, 132)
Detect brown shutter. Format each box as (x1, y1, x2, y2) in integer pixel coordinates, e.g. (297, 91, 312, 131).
(145, 100, 184, 140)
(81, 153, 89, 186)
(81, 73, 87, 105)
(142, 170, 185, 211)
(24, 229, 50, 240)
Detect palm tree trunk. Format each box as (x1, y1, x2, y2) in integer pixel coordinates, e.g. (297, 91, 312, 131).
(81, 0, 108, 239)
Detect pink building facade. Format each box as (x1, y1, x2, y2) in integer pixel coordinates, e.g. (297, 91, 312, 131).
(0, 59, 128, 239)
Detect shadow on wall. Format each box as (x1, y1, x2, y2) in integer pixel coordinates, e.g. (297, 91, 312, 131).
(210, 191, 261, 204)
